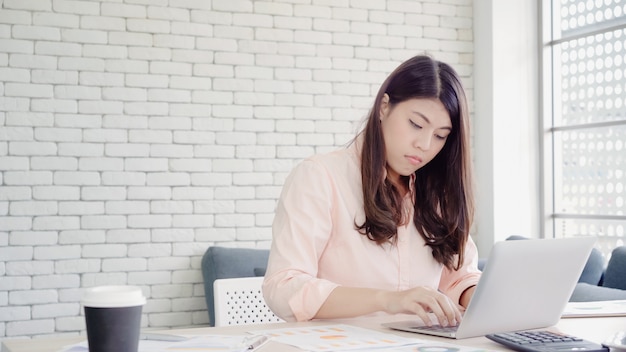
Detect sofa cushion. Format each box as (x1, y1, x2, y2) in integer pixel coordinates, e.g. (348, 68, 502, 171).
(578, 248, 605, 286)
(602, 246, 626, 290)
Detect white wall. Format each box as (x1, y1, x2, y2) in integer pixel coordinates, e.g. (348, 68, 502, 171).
(473, 0, 540, 256)
(0, 0, 474, 339)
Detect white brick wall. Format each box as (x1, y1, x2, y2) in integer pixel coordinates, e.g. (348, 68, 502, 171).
(0, 0, 474, 339)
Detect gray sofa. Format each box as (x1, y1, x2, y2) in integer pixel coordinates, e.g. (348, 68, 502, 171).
(569, 245, 626, 301)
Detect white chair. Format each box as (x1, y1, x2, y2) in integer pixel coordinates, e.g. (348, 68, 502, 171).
(213, 276, 284, 326)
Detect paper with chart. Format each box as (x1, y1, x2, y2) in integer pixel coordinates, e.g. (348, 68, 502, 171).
(248, 324, 493, 351)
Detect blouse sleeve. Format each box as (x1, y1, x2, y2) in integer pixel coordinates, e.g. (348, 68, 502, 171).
(262, 158, 340, 322)
(438, 235, 482, 304)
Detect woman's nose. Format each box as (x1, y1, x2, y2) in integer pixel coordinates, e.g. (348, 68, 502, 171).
(415, 132, 432, 151)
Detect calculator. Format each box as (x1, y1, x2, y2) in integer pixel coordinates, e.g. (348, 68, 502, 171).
(485, 330, 608, 352)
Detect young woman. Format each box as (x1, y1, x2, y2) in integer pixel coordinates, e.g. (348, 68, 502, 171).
(262, 55, 480, 327)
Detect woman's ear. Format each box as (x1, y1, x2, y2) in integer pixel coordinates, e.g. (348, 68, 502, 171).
(379, 93, 390, 121)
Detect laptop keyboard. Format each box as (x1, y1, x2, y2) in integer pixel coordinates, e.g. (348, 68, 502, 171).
(411, 324, 459, 333)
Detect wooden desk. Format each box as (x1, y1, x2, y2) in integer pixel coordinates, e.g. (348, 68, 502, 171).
(2, 315, 624, 352)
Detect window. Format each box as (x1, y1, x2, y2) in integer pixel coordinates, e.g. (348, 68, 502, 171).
(543, 0, 626, 257)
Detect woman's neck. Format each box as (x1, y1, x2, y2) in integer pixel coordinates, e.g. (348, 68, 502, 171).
(387, 173, 409, 197)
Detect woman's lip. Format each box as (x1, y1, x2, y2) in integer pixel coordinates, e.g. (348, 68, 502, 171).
(406, 155, 422, 165)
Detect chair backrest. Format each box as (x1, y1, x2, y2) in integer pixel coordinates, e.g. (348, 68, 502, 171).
(213, 276, 283, 326)
(201, 246, 270, 326)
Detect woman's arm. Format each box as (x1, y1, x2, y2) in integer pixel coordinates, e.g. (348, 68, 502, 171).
(316, 285, 463, 327)
(263, 158, 339, 321)
(459, 285, 476, 308)
(438, 237, 482, 306)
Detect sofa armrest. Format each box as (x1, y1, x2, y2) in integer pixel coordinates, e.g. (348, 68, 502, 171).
(570, 282, 626, 302)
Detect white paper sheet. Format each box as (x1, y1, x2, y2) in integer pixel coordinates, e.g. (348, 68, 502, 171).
(562, 299, 626, 318)
(57, 335, 263, 352)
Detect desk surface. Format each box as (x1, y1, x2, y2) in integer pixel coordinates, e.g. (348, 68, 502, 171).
(2, 315, 624, 352)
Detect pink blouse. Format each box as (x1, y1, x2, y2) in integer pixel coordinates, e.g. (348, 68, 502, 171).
(262, 139, 481, 322)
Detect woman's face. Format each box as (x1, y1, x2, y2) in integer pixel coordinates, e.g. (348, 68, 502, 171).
(379, 95, 452, 185)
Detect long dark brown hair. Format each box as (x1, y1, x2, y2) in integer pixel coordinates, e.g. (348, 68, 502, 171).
(356, 55, 474, 271)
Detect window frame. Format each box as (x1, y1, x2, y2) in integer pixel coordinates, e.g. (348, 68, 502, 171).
(540, 0, 626, 252)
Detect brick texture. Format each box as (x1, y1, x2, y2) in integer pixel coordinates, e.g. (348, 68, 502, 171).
(0, 0, 474, 338)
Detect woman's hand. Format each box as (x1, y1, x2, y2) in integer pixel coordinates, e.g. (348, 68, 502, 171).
(379, 286, 462, 327)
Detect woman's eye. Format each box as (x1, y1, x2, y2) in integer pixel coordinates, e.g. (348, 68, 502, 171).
(409, 120, 421, 129)
(435, 134, 448, 140)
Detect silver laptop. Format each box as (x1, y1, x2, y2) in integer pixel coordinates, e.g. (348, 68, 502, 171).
(383, 237, 596, 339)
